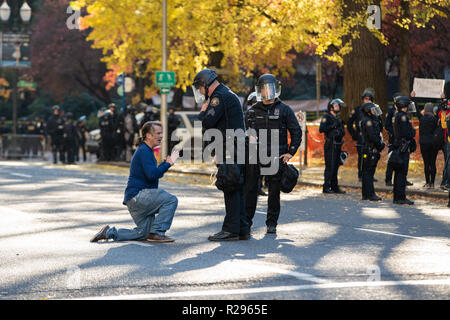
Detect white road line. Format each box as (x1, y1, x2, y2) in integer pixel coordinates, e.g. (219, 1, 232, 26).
(64, 181, 90, 187)
(72, 278, 450, 300)
(227, 260, 329, 284)
(355, 227, 447, 243)
(10, 172, 32, 178)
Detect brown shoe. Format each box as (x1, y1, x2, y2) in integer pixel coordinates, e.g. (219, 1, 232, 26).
(147, 233, 175, 243)
(90, 225, 110, 242)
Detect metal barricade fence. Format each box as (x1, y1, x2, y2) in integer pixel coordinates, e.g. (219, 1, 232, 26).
(0, 134, 46, 159)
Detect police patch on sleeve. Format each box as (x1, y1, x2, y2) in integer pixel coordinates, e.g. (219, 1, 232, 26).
(401, 115, 407, 122)
(210, 97, 220, 107)
(321, 117, 327, 123)
(366, 120, 372, 127)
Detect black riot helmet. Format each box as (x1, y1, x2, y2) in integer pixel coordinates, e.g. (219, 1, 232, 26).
(66, 112, 73, 120)
(362, 102, 382, 117)
(255, 74, 281, 102)
(247, 92, 257, 107)
(192, 69, 218, 104)
(394, 96, 415, 112)
(361, 88, 375, 101)
(327, 98, 346, 112)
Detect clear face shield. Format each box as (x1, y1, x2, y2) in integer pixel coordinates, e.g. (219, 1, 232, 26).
(192, 84, 206, 105)
(408, 101, 416, 113)
(370, 104, 383, 117)
(255, 82, 281, 102)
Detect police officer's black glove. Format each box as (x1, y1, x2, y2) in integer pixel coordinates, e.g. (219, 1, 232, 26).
(378, 142, 385, 152)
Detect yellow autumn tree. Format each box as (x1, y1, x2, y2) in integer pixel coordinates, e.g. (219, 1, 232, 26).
(71, 0, 447, 102)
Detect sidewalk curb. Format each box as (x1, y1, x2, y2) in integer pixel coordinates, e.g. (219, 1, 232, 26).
(99, 162, 449, 200)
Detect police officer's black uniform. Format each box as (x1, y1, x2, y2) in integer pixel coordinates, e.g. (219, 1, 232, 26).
(76, 117, 88, 162)
(391, 97, 416, 205)
(63, 113, 78, 164)
(384, 104, 396, 186)
(0, 117, 10, 158)
(347, 90, 375, 181)
(194, 68, 249, 241)
(244, 93, 302, 234)
(46, 106, 65, 164)
(99, 110, 116, 161)
(168, 109, 180, 153)
(360, 103, 385, 201)
(25, 120, 39, 157)
(320, 99, 346, 194)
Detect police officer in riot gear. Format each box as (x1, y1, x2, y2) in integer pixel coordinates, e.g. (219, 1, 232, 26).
(244, 74, 302, 235)
(360, 103, 385, 201)
(390, 96, 416, 205)
(76, 116, 88, 162)
(168, 108, 180, 153)
(193, 68, 249, 241)
(63, 112, 78, 164)
(319, 99, 347, 194)
(385, 93, 402, 186)
(99, 109, 115, 161)
(347, 88, 375, 182)
(124, 105, 139, 162)
(140, 105, 155, 127)
(46, 105, 65, 164)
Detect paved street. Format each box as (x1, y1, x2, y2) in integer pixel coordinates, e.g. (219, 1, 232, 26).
(0, 160, 449, 300)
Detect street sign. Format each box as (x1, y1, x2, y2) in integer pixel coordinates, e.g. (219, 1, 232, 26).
(17, 80, 36, 88)
(156, 71, 175, 87)
(160, 87, 170, 94)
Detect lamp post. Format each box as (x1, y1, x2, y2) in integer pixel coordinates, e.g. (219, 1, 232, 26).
(0, 0, 32, 135)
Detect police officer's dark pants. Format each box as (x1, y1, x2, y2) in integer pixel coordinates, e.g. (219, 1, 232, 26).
(356, 145, 363, 179)
(52, 136, 64, 163)
(385, 145, 394, 183)
(222, 165, 248, 235)
(102, 135, 115, 161)
(65, 139, 76, 164)
(393, 152, 409, 201)
(244, 164, 281, 229)
(362, 153, 379, 198)
(323, 141, 341, 190)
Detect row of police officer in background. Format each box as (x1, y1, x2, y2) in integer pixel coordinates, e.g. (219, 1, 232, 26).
(322, 86, 449, 206)
(97, 102, 180, 162)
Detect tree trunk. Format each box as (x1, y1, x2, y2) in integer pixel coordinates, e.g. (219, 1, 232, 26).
(398, 0, 410, 96)
(342, 0, 387, 120)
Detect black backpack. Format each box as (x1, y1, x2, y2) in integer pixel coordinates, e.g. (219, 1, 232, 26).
(280, 163, 299, 193)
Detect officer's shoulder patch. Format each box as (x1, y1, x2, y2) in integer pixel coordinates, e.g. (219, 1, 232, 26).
(210, 97, 220, 107)
(321, 117, 327, 123)
(366, 120, 372, 127)
(401, 115, 407, 122)
(351, 109, 355, 115)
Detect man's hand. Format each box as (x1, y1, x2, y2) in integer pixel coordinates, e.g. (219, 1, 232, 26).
(280, 153, 293, 164)
(200, 100, 209, 112)
(410, 90, 416, 98)
(166, 150, 179, 166)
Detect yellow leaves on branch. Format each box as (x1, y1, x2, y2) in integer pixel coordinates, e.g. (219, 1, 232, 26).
(71, 0, 448, 92)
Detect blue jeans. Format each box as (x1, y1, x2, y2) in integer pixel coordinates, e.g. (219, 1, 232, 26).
(107, 188, 178, 241)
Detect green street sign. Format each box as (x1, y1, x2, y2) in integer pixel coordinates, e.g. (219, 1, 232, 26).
(156, 71, 175, 87)
(160, 87, 171, 95)
(17, 80, 36, 88)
